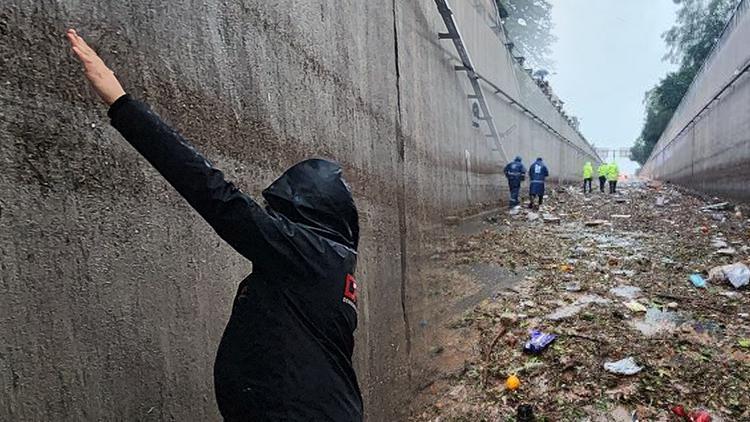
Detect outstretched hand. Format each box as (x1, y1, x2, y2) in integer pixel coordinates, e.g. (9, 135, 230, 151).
(66, 29, 126, 105)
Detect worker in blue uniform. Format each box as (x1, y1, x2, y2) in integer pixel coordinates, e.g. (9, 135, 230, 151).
(528, 157, 549, 209)
(504, 156, 526, 207)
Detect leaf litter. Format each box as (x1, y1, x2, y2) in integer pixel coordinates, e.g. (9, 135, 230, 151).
(410, 181, 749, 421)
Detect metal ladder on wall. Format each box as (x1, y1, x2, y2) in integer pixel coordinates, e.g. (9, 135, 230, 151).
(434, 0, 509, 161)
(433, 0, 599, 162)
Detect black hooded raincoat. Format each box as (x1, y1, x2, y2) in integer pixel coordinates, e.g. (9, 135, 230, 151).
(108, 95, 363, 421)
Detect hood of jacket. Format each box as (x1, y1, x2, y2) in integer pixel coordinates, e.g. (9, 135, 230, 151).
(262, 158, 360, 250)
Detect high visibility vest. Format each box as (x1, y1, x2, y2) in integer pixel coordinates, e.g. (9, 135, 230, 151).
(583, 163, 593, 179)
(607, 163, 619, 181)
(597, 164, 608, 178)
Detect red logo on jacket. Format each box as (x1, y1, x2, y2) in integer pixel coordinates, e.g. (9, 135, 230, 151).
(343, 274, 357, 309)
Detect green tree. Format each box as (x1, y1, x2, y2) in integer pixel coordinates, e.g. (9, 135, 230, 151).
(498, 0, 557, 71)
(631, 0, 740, 165)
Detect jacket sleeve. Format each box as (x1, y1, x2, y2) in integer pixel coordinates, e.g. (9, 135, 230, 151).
(107, 95, 307, 267)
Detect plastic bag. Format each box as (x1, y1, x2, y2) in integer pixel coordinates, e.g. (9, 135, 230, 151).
(523, 329, 557, 354)
(603, 357, 642, 375)
(709, 263, 750, 288)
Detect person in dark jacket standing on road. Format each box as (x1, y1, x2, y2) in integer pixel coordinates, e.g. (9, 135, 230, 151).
(66, 29, 363, 422)
(504, 156, 526, 208)
(528, 157, 549, 209)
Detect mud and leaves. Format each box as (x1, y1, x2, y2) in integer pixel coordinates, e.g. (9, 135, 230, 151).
(411, 182, 750, 421)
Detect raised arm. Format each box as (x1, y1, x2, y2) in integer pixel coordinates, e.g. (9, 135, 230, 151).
(66, 29, 302, 266)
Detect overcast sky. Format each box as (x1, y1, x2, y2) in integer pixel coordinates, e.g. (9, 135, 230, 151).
(546, 0, 679, 174)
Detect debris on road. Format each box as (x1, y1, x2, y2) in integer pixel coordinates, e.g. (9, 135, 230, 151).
(689, 273, 707, 288)
(624, 300, 647, 313)
(584, 219, 609, 226)
(702, 201, 733, 211)
(410, 182, 750, 421)
(542, 214, 560, 224)
(505, 374, 521, 391)
(603, 357, 643, 375)
(709, 262, 750, 288)
(523, 330, 557, 354)
(546, 294, 610, 320)
(610, 285, 641, 299)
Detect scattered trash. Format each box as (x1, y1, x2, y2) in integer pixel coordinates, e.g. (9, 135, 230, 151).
(689, 274, 707, 288)
(668, 407, 710, 422)
(559, 263, 574, 273)
(629, 307, 683, 336)
(516, 404, 534, 422)
(412, 183, 749, 421)
(603, 357, 643, 375)
(542, 214, 560, 224)
(715, 247, 737, 256)
(708, 262, 750, 288)
(609, 285, 642, 300)
(624, 301, 647, 313)
(564, 282, 581, 292)
(527, 212, 539, 221)
(523, 329, 557, 354)
(671, 405, 688, 417)
(584, 219, 609, 227)
(505, 374, 520, 391)
(710, 238, 729, 249)
(690, 409, 712, 422)
(702, 202, 733, 211)
(546, 294, 610, 320)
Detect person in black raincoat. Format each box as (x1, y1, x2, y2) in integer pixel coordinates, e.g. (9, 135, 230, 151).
(66, 29, 363, 421)
(503, 156, 526, 207)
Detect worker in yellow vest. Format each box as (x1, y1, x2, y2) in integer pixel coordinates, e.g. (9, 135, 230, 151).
(596, 162, 608, 193)
(607, 161, 620, 194)
(582, 162, 593, 194)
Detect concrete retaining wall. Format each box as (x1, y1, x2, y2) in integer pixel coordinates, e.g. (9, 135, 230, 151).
(0, 0, 596, 420)
(641, 0, 750, 199)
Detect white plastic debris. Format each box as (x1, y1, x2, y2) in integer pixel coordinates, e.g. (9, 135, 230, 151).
(609, 285, 642, 300)
(604, 357, 643, 375)
(543, 214, 561, 224)
(624, 301, 647, 313)
(715, 247, 737, 256)
(709, 262, 750, 288)
(702, 202, 732, 211)
(584, 219, 609, 227)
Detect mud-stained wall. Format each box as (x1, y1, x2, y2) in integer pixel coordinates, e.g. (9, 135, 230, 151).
(0, 1, 596, 420)
(641, 1, 750, 199)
